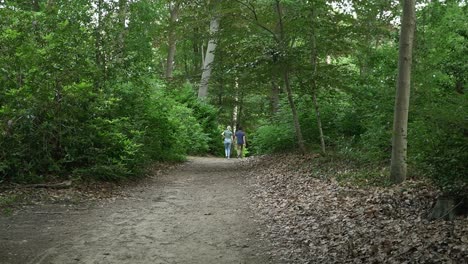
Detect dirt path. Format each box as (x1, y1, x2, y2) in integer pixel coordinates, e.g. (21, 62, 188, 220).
(0, 157, 275, 264)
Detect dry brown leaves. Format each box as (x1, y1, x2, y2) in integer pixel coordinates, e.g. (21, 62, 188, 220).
(246, 154, 468, 264)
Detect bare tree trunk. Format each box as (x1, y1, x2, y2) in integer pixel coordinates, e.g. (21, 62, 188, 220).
(201, 44, 205, 68)
(283, 69, 306, 153)
(95, 0, 106, 88)
(276, 0, 305, 154)
(428, 196, 456, 221)
(312, 91, 326, 154)
(198, 16, 220, 99)
(165, 2, 179, 79)
(189, 26, 202, 76)
(390, 0, 416, 184)
(455, 78, 464, 94)
(32, 0, 40, 11)
(310, 7, 326, 154)
(270, 80, 280, 114)
(232, 78, 239, 130)
(117, 0, 128, 65)
(232, 102, 238, 132)
(238, 93, 244, 127)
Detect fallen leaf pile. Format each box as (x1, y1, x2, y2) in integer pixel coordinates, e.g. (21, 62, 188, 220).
(246, 154, 467, 264)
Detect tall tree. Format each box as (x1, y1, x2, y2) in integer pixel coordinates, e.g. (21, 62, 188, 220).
(390, 0, 416, 184)
(351, 0, 399, 78)
(117, 0, 128, 66)
(275, 0, 305, 153)
(165, 1, 180, 79)
(309, 3, 326, 154)
(198, 1, 220, 98)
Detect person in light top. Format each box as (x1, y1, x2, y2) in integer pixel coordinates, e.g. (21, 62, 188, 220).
(221, 126, 233, 159)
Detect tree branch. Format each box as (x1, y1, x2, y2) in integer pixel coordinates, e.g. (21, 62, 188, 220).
(232, 0, 280, 43)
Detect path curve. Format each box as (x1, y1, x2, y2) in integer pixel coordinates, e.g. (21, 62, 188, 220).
(0, 157, 274, 264)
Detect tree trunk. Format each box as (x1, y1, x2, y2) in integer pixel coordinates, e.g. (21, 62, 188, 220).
(312, 91, 326, 154)
(94, 0, 106, 88)
(390, 0, 415, 184)
(310, 7, 326, 154)
(165, 2, 179, 79)
(198, 16, 220, 99)
(117, 0, 128, 65)
(237, 90, 244, 127)
(232, 79, 239, 130)
(283, 69, 306, 154)
(270, 80, 280, 114)
(455, 78, 464, 94)
(428, 196, 456, 221)
(275, 0, 305, 154)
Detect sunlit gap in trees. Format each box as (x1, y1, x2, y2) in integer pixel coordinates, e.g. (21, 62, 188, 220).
(329, 0, 467, 27)
(328, 0, 400, 25)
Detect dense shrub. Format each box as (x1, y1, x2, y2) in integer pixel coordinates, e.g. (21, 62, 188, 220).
(0, 3, 216, 183)
(251, 122, 295, 154)
(409, 93, 467, 195)
(250, 97, 296, 154)
(167, 83, 219, 155)
(0, 80, 213, 182)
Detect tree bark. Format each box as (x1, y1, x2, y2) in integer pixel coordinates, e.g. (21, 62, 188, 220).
(428, 196, 456, 221)
(270, 80, 280, 114)
(117, 0, 128, 65)
(312, 91, 326, 154)
(232, 79, 239, 131)
(237, 90, 245, 127)
(165, 2, 179, 79)
(390, 0, 416, 184)
(283, 69, 306, 153)
(94, 0, 106, 88)
(276, 0, 305, 154)
(198, 16, 220, 99)
(310, 7, 326, 154)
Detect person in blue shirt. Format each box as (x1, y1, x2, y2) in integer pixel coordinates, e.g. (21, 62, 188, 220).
(234, 127, 246, 158)
(222, 126, 233, 159)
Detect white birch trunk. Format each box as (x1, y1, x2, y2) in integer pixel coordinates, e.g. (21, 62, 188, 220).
(165, 2, 179, 79)
(198, 16, 220, 98)
(232, 77, 239, 131)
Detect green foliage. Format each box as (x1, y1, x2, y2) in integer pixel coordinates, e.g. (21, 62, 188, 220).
(251, 122, 295, 154)
(0, 2, 214, 183)
(0, 78, 213, 182)
(246, 0, 466, 195)
(409, 93, 467, 195)
(250, 96, 303, 154)
(1, 0, 466, 196)
(167, 83, 219, 155)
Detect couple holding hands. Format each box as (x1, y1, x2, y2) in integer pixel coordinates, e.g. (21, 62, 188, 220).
(221, 126, 246, 159)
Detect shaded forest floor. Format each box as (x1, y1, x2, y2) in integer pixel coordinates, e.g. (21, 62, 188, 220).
(247, 153, 467, 263)
(0, 157, 274, 264)
(0, 155, 466, 264)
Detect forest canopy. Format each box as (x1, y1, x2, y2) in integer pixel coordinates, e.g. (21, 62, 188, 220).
(0, 0, 466, 195)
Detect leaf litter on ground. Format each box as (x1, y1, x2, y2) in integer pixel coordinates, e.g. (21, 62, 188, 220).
(245, 153, 467, 264)
(0, 162, 177, 215)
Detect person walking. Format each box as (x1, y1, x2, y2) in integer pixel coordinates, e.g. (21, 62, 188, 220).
(234, 127, 246, 158)
(222, 126, 233, 159)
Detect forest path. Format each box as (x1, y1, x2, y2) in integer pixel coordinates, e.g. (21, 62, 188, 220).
(0, 157, 274, 264)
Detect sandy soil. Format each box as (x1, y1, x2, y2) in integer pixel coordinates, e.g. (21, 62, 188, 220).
(0, 157, 275, 264)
